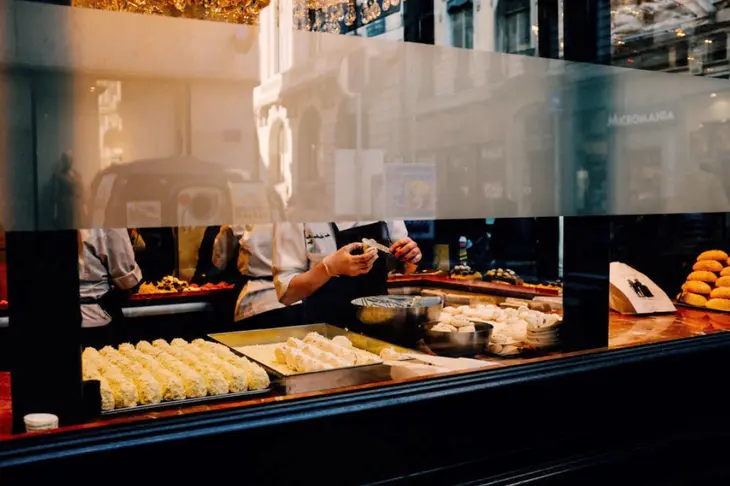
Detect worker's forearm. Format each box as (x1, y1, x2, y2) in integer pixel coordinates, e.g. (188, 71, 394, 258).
(280, 263, 331, 306)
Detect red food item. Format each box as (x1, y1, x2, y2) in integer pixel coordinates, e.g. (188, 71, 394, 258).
(195, 282, 233, 292)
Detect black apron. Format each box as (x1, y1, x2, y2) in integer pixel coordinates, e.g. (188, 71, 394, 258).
(303, 222, 391, 329)
(80, 289, 127, 348)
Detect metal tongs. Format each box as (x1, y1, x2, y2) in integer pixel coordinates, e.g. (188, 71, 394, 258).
(362, 238, 391, 255)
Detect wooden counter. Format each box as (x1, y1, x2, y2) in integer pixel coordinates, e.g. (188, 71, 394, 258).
(1, 307, 726, 441)
(388, 275, 561, 299)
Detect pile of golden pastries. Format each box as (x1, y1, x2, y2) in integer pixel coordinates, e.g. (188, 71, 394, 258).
(680, 250, 730, 311)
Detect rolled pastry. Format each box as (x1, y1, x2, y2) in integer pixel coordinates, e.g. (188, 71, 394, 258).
(716, 276, 730, 288)
(100, 346, 163, 405)
(120, 345, 186, 401)
(136, 340, 163, 356)
(145, 350, 207, 398)
(164, 346, 229, 396)
(193, 340, 269, 389)
(235, 356, 271, 390)
(331, 336, 353, 348)
(185, 344, 248, 393)
(95, 359, 138, 409)
(380, 348, 403, 361)
(273, 345, 288, 365)
(153, 339, 171, 350)
(304, 333, 357, 364)
(171, 338, 189, 347)
(82, 365, 115, 411)
(286, 337, 307, 350)
(96, 376, 116, 411)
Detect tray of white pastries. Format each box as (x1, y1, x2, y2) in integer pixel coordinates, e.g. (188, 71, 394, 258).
(209, 324, 418, 395)
(82, 338, 272, 415)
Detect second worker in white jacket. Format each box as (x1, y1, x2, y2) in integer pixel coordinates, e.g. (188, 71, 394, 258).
(212, 224, 301, 327)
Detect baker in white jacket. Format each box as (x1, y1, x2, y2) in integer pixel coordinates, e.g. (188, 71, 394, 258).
(79, 228, 142, 347)
(213, 224, 302, 327)
(273, 221, 421, 327)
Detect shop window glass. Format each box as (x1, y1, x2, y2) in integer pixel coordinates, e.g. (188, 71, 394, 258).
(7, 0, 730, 446)
(450, 4, 474, 49)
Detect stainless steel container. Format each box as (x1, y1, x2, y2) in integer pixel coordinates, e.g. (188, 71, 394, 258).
(423, 322, 494, 357)
(352, 295, 443, 345)
(209, 324, 417, 395)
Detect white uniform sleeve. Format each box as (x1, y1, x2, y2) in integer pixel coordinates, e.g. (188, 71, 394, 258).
(102, 229, 142, 290)
(272, 223, 309, 302)
(388, 221, 409, 242)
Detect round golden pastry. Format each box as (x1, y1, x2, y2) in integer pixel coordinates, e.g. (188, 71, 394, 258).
(682, 281, 712, 295)
(707, 298, 730, 312)
(697, 250, 729, 262)
(693, 260, 724, 273)
(717, 276, 730, 288)
(711, 287, 730, 300)
(721, 267, 730, 277)
(686, 271, 718, 283)
(681, 292, 708, 307)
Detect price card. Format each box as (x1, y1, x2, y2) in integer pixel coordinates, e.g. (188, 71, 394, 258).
(609, 261, 676, 315)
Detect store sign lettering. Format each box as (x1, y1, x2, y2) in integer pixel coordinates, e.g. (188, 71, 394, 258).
(607, 110, 675, 128)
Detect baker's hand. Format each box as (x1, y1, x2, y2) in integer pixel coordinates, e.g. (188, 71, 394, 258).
(390, 237, 422, 264)
(323, 243, 378, 277)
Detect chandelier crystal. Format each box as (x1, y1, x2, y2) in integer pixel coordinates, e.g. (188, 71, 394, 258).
(72, 0, 270, 25)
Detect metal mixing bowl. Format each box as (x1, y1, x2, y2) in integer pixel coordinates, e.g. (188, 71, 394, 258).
(352, 295, 443, 345)
(423, 322, 494, 357)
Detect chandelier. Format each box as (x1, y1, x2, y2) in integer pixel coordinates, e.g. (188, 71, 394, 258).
(72, 0, 270, 24)
(292, 0, 401, 34)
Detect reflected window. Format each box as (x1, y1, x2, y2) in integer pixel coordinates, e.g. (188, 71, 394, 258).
(503, 0, 530, 54)
(449, 1, 474, 49)
(707, 32, 728, 64)
(269, 123, 287, 184)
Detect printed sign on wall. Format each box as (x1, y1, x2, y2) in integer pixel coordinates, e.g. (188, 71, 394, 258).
(384, 163, 437, 220)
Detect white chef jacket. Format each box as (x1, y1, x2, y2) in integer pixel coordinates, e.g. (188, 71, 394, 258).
(79, 228, 142, 328)
(273, 221, 408, 303)
(212, 224, 286, 322)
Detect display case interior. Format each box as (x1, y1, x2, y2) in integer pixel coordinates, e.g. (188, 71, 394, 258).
(4, 211, 726, 438)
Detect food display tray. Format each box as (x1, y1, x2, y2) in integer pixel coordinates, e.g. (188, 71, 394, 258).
(209, 324, 417, 395)
(387, 275, 561, 298)
(99, 387, 272, 416)
(129, 288, 235, 304)
(675, 301, 730, 315)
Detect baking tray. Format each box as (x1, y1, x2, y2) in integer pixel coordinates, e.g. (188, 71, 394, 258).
(675, 301, 730, 315)
(209, 324, 418, 395)
(99, 387, 271, 417)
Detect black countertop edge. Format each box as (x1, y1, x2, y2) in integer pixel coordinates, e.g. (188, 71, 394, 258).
(1, 331, 729, 466)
